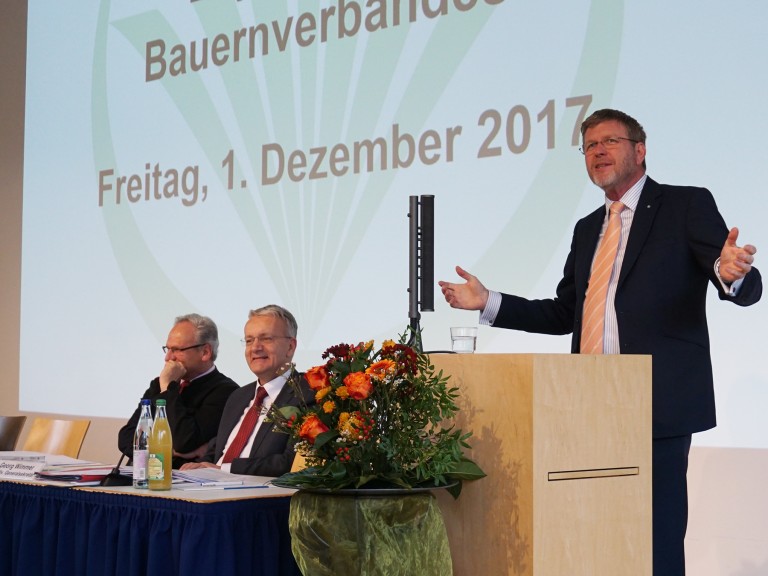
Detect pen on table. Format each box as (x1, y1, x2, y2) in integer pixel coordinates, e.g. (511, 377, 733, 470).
(179, 484, 272, 490)
(197, 482, 270, 488)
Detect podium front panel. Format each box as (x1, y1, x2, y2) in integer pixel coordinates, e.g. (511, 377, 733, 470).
(433, 353, 651, 576)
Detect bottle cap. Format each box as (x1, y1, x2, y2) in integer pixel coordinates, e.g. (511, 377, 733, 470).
(141, 398, 151, 405)
(155, 399, 166, 407)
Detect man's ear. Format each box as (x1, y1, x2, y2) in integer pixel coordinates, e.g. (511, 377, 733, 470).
(635, 141, 646, 166)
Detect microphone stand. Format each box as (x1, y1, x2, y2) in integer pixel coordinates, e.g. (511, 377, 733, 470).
(407, 195, 433, 353)
(99, 453, 133, 486)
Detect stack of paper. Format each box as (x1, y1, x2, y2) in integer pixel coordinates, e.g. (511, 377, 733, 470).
(35, 463, 116, 485)
(0, 451, 46, 462)
(172, 467, 244, 487)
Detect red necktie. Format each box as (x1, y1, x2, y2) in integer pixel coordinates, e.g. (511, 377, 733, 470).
(179, 379, 189, 393)
(222, 386, 268, 464)
(581, 201, 626, 354)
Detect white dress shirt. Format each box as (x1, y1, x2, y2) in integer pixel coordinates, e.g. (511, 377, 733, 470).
(480, 174, 740, 352)
(217, 371, 289, 471)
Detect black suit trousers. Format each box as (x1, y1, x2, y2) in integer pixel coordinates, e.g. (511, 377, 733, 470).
(653, 435, 692, 576)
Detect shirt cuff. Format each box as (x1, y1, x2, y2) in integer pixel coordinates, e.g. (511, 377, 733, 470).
(714, 258, 743, 296)
(479, 290, 502, 325)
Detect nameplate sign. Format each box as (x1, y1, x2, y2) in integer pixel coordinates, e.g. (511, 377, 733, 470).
(0, 459, 46, 480)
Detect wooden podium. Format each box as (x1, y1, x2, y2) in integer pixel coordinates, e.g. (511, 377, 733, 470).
(431, 353, 652, 576)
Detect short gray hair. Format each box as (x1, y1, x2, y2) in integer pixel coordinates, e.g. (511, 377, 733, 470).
(174, 313, 220, 360)
(248, 305, 298, 338)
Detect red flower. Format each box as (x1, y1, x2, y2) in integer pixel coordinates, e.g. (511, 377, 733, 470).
(322, 343, 352, 360)
(299, 414, 329, 444)
(344, 372, 373, 400)
(305, 366, 330, 391)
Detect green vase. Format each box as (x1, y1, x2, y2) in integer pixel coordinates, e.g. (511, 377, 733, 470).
(289, 490, 453, 576)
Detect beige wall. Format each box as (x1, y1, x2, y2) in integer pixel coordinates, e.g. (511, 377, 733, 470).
(687, 447, 768, 576)
(2, 4, 766, 574)
(0, 2, 25, 433)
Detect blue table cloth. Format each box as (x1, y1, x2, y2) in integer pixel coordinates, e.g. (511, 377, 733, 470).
(0, 481, 301, 576)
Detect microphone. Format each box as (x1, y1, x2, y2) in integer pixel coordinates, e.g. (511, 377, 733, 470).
(99, 453, 133, 487)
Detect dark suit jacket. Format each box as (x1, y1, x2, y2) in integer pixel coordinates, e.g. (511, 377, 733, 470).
(493, 178, 762, 438)
(203, 374, 315, 477)
(118, 368, 239, 468)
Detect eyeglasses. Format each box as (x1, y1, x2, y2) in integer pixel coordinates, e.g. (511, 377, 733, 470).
(162, 343, 205, 354)
(579, 137, 639, 155)
(241, 335, 292, 347)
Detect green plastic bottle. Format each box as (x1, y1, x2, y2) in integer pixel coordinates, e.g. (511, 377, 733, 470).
(147, 399, 173, 490)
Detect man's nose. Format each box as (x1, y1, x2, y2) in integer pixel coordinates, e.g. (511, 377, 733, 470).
(245, 340, 263, 353)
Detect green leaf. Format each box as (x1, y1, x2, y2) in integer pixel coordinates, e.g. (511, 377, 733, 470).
(445, 481, 463, 499)
(313, 429, 340, 450)
(326, 460, 348, 480)
(277, 405, 302, 419)
(446, 459, 486, 481)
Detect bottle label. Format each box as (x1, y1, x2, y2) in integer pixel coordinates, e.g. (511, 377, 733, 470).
(133, 450, 148, 480)
(148, 453, 165, 481)
(133, 450, 149, 480)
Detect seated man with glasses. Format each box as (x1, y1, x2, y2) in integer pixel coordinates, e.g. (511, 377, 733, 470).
(118, 313, 239, 468)
(181, 304, 314, 477)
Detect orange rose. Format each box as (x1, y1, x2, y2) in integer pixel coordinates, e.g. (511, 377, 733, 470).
(305, 366, 330, 391)
(344, 372, 373, 400)
(299, 414, 329, 444)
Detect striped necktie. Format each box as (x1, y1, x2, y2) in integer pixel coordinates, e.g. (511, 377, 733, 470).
(581, 201, 625, 354)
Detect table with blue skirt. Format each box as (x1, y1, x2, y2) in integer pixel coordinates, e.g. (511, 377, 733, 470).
(0, 480, 301, 576)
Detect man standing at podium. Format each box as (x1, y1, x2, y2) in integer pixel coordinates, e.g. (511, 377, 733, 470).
(438, 109, 762, 575)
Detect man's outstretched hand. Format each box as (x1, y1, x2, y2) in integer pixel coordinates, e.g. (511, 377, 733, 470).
(719, 227, 757, 284)
(438, 266, 490, 311)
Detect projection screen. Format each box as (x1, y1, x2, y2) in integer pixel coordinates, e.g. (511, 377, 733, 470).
(21, 0, 767, 449)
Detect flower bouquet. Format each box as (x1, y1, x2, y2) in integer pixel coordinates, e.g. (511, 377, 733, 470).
(270, 333, 485, 498)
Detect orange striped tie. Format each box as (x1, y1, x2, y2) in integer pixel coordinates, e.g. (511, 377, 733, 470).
(581, 201, 625, 354)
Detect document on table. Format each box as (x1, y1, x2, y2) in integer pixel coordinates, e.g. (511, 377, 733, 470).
(0, 451, 47, 462)
(35, 463, 116, 484)
(173, 467, 245, 487)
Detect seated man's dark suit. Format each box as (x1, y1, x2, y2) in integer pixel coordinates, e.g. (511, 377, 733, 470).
(202, 375, 315, 477)
(118, 368, 239, 468)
